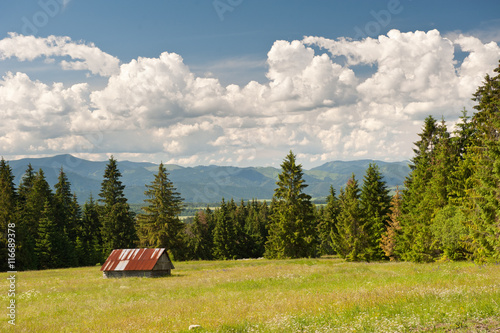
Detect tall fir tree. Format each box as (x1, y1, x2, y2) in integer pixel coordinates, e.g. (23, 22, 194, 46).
(54, 168, 79, 245)
(360, 163, 392, 261)
(137, 163, 184, 255)
(99, 156, 137, 255)
(397, 116, 441, 262)
(265, 151, 317, 259)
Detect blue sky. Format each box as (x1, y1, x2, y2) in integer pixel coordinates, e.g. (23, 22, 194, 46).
(0, 0, 500, 167)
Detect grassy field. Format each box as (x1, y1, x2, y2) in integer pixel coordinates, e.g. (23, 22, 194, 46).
(2, 258, 500, 332)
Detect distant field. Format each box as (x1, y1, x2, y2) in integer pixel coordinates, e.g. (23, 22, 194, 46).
(2, 258, 500, 332)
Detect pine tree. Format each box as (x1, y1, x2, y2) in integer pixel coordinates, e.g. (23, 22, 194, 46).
(0, 158, 17, 271)
(265, 151, 317, 259)
(335, 175, 367, 261)
(99, 156, 137, 255)
(381, 188, 402, 261)
(137, 163, 184, 254)
(360, 163, 392, 261)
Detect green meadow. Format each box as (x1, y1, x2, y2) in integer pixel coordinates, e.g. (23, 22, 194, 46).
(2, 258, 500, 332)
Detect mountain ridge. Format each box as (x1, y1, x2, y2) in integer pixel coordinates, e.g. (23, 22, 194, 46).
(5, 154, 410, 204)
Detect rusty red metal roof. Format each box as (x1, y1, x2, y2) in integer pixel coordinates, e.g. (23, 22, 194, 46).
(100, 248, 167, 272)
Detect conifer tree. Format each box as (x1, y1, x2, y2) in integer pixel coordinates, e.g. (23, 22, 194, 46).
(360, 163, 392, 261)
(244, 200, 269, 258)
(35, 201, 59, 270)
(18, 164, 35, 203)
(231, 199, 252, 258)
(17, 164, 38, 270)
(99, 156, 137, 255)
(317, 186, 339, 255)
(78, 194, 103, 265)
(334, 175, 367, 261)
(447, 110, 476, 207)
(381, 188, 402, 261)
(183, 210, 213, 260)
(23, 169, 54, 269)
(54, 168, 79, 244)
(265, 151, 317, 259)
(465, 60, 500, 261)
(0, 158, 17, 271)
(137, 163, 184, 253)
(212, 198, 238, 259)
(398, 116, 441, 262)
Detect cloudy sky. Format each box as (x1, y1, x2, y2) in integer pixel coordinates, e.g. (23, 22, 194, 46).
(1, 0, 500, 168)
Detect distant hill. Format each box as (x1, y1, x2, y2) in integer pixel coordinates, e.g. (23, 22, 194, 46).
(6, 154, 410, 204)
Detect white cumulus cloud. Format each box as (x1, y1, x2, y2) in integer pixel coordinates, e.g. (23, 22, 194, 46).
(0, 30, 499, 167)
(0, 33, 120, 76)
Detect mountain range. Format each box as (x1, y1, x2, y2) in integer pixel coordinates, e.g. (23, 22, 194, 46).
(6, 154, 410, 204)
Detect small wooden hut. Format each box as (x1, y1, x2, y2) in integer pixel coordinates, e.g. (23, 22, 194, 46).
(101, 248, 174, 278)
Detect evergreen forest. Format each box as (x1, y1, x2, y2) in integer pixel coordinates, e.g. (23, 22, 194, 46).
(1, 61, 500, 271)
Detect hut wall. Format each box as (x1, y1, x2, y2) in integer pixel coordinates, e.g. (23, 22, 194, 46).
(153, 253, 175, 270)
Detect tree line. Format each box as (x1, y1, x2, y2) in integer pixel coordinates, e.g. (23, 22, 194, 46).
(1, 61, 499, 270)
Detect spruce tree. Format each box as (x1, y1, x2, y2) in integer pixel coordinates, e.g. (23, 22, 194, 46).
(360, 163, 392, 261)
(0, 158, 17, 271)
(212, 198, 238, 259)
(244, 200, 269, 258)
(317, 186, 340, 255)
(137, 163, 184, 253)
(334, 175, 367, 261)
(17, 164, 37, 270)
(99, 156, 137, 255)
(24, 169, 54, 269)
(465, 60, 500, 261)
(265, 151, 317, 259)
(35, 201, 59, 270)
(183, 210, 213, 260)
(54, 168, 79, 245)
(398, 116, 441, 262)
(79, 194, 103, 265)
